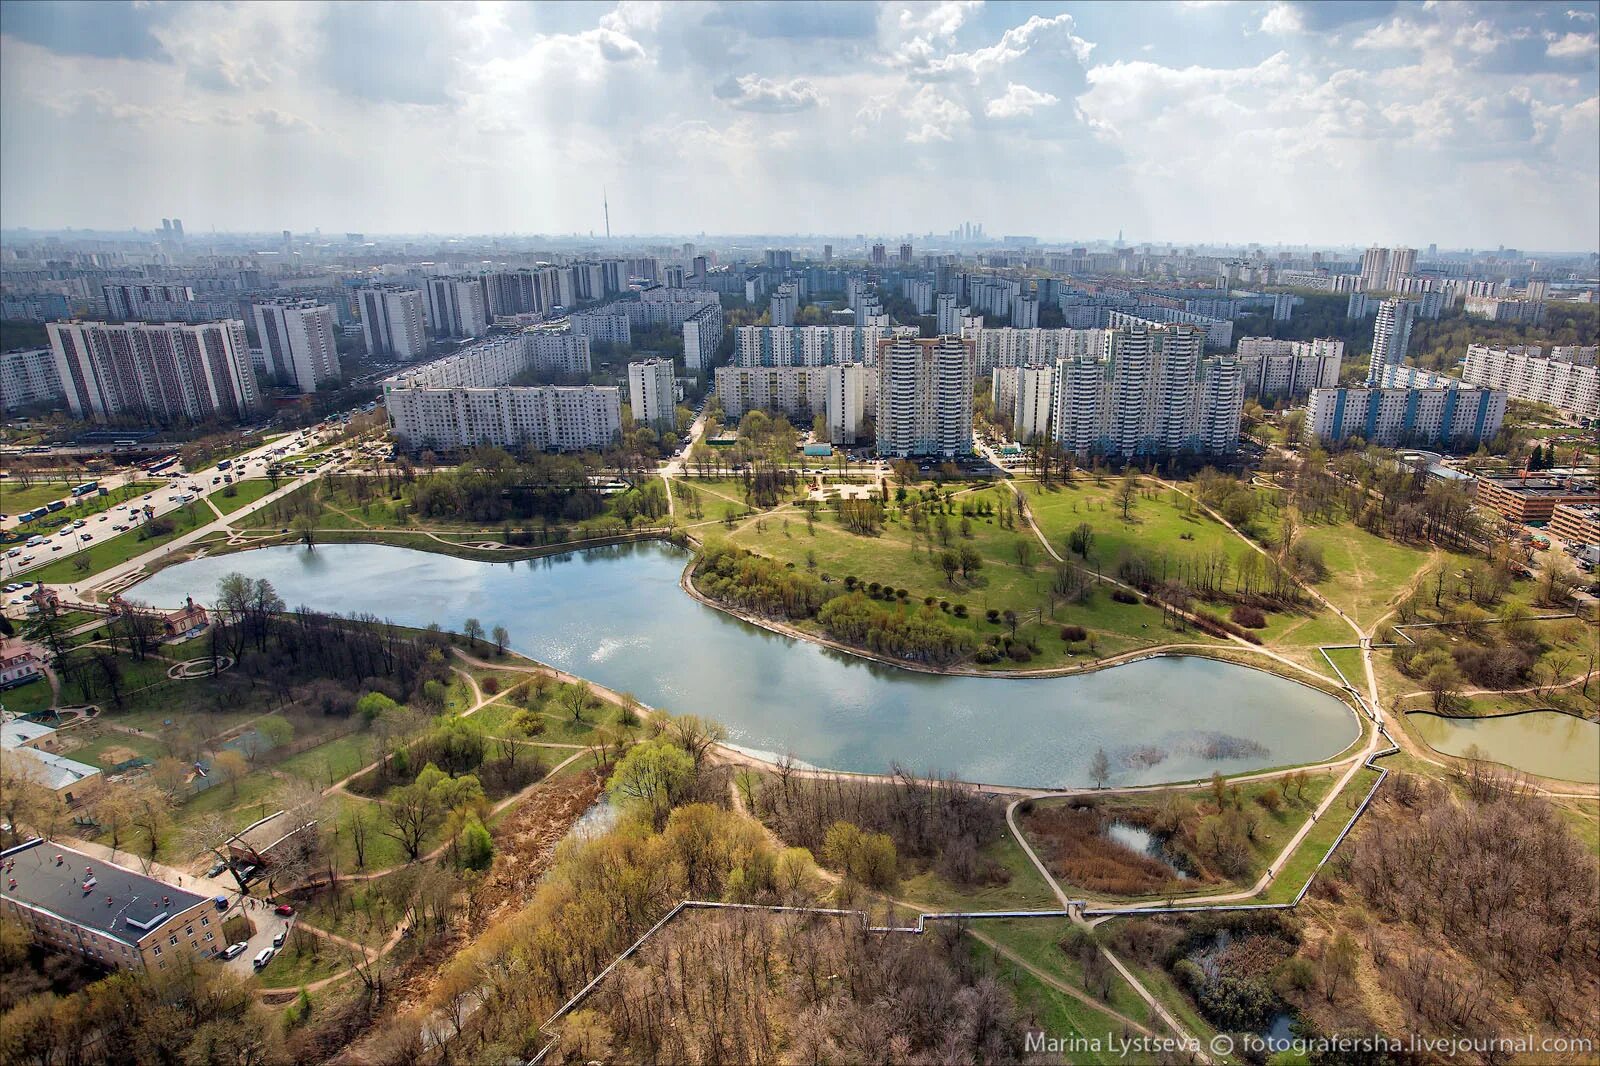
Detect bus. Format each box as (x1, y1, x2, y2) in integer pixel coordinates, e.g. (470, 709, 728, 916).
(217, 459, 232, 471)
(70, 482, 99, 498)
(145, 456, 178, 474)
(44, 500, 66, 513)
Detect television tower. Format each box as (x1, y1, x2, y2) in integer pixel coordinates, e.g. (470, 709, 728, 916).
(603, 188, 611, 241)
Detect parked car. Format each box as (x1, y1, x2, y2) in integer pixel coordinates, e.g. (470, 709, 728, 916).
(251, 948, 275, 971)
(220, 942, 248, 960)
(274, 904, 294, 917)
(206, 859, 227, 877)
(272, 929, 288, 948)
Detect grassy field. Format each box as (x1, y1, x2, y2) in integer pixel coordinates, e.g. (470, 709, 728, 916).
(209, 479, 280, 516)
(0, 678, 53, 715)
(1260, 767, 1380, 903)
(23, 501, 215, 583)
(720, 479, 1207, 670)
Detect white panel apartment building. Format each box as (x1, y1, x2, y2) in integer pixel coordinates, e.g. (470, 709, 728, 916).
(964, 327, 1109, 373)
(1366, 298, 1416, 383)
(991, 365, 1054, 442)
(628, 358, 676, 430)
(682, 303, 723, 371)
(769, 284, 798, 327)
(383, 332, 612, 452)
(1049, 324, 1241, 458)
(1306, 383, 1506, 448)
(876, 335, 974, 458)
(716, 363, 874, 445)
(359, 285, 427, 361)
(735, 325, 910, 367)
(251, 297, 339, 394)
(424, 277, 489, 339)
(1234, 337, 1344, 400)
(629, 286, 720, 328)
(47, 320, 260, 425)
(1462, 345, 1599, 421)
(568, 309, 632, 348)
(1, 347, 65, 413)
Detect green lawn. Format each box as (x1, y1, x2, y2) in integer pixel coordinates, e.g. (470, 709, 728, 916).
(721, 479, 1207, 670)
(970, 937, 1141, 1066)
(272, 732, 374, 790)
(1260, 767, 1380, 903)
(3, 479, 84, 514)
(0, 678, 54, 715)
(23, 501, 216, 583)
(254, 930, 350, 988)
(210, 479, 280, 516)
(978, 918, 1151, 1025)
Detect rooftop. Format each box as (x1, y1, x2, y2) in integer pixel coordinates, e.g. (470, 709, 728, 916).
(3, 748, 100, 792)
(0, 840, 206, 944)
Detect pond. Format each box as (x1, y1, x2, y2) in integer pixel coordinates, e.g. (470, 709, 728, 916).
(1406, 710, 1600, 784)
(1105, 821, 1190, 880)
(130, 541, 1362, 789)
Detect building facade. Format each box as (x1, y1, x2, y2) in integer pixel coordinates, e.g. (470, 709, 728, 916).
(46, 320, 259, 426)
(568, 309, 633, 348)
(1305, 384, 1507, 449)
(358, 285, 427, 361)
(1366, 298, 1417, 384)
(991, 364, 1054, 441)
(250, 298, 339, 394)
(424, 277, 489, 339)
(0, 347, 66, 413)
(682, 303, 723, 371)
(875, 335, 974, 458)
(1461, 345, 1599, 422)
(628, 358, 676, 430)
(1234, 337, 1343, 400)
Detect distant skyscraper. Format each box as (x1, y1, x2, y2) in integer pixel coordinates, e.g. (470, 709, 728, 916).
(1386, 247, 1416, 290)
(823, 244, 833, 263)
(871, 243, 887, 267)
(1367, 298, 1417, 383)
(251, 297, 339, 394)
(1359, 246, 1389, 291)
(424, 277, 488, 339)
(898, 243, 912, 265)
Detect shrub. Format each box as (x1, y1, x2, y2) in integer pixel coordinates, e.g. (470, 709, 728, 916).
(1111, 589, 1139, 604)
(1230, 605, 1268, 629)
(1060, 624, 1088, 642)
(975, 645, 1000, 664)
(481, 677, 501, 696)
(986, 608, 1001, 623)
(1254, 789, 1282, 813)
(953, 603, 967, 618)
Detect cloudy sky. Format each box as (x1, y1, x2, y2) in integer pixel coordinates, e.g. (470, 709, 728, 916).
(2, 0, 1596, 248)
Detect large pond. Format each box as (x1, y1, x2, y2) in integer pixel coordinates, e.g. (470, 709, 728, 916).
(1406, 710, 1600, 784)
(130, 542, 1361, 789)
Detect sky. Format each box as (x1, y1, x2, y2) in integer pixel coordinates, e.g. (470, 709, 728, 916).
(1, 0, 1597, 249)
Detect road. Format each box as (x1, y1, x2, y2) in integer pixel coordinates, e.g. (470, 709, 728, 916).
(2, 426, 345, 590)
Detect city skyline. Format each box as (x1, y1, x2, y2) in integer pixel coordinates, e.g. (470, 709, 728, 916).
(2, 1, 1597, 248)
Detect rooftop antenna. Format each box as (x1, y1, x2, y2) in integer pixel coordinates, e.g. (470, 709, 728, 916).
(604, 188, 611, 241)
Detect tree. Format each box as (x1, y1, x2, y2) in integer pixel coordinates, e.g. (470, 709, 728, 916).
(491, 625, 509, 656)
(1089, 748, 1111, 789)
(1116, 477, 1138, 521)
(607, 739, 695, 829)
(562, 680, 593, 723)
(291, 512, 317, 548)
(939, 550, 960, 585)
(382, 776, 446, 861)
(1425, 658, 1465, 713)
(458, 815, 493, 870)
(212, 750, 250, 800)
(1321, 932, 1359, 1002)
(462, 618, 485, 650)
(1068, 522, 1095, 560)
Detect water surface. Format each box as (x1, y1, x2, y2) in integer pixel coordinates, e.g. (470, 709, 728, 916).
(1406, 710, 1599, 783)
(131, 542, 1360, 788)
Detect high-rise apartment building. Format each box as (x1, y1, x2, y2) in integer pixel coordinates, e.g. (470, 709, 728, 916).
(901, 279, 934, 316)
(358, 285, 427, 361)
(47, 320, 260, 425)
(1234, 337, 1343, 400)
(991, 365, 1054, 442)
(1462, 345, 1598, 422)
(935, 293, 961, 336)
(0, 347, 66, 413)
(714, 362, 873, 445)
(1358, 246, 1417, 292)
(628, 358, 676, 430)
(1049, 324, 1240, 458)
(770, 284, 798, 327)
(735, 325, 909, 367)
(382, 333, 611, 452)
(425, 277, 489, 339)
(1012, 294, 1039, 330)
(1306, 384, 1506, 448)
(824, 362, 869, 444)
(875, 335, 974, 457)
(1366, 299, 1416, 384)
(251, 298, 339, 394)
(898, 243, 913, 265)
(568, 309, 632, 348)
(871, 243, 887, 267)
(682, 303, 723, 372)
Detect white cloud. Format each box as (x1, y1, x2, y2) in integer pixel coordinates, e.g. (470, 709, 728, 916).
(1568, 9, 1599, 23)
(903, 85, 970, 142)
(714, 75, 825, 113)
(1547, 31, 1598, 58)
(1258, 4, 1305, 36)
(985, 82, 1059, 118)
